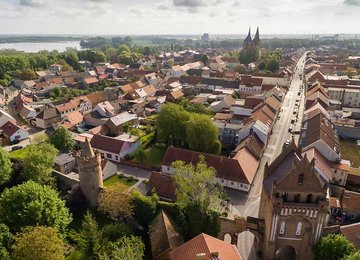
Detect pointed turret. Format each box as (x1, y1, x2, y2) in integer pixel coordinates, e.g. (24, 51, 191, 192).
(253, 26, 260, 47)
(82, 138, 95, 158)
(243, 27, 253, 49)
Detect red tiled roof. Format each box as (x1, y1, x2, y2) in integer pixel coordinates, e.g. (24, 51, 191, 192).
(169, 233, 242, 260)
(90, 134, 125, 154)
(341, 223, 360, 250)
(0, 121, 20, 137)
(162, 146, 258, 184)
(149, 172, 176, 201)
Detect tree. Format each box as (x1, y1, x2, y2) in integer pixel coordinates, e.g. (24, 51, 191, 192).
(314, 234, 356, 260)
(21, 143, 58, 185)
(0, 224, 13, 260)
(346, 68, 357, 78)
(344, 252, 360, 260)
(156, 103, 189, 146)
(132, 191, 159, 226)
(200, 54, 208, 65)
(105, 48, 118, 64)
(98, 183, 133, 219)
(17, 68, 35, 80)
(12, 226, 64, 260)
(49, 126, 75, 153)
(233, 64, 247, 74)
(185, 114, 221, 154)
(0, 147, 12, 185)
(118, 44, 131, 54)
(65, 51, 79, 68)
(172, 157, 223, 239)
(0, 181, 72, 234)
(99, 236, 145, 260)
(78, 212, 102, 260)
(265, 58, 280, 73)
(118, 51, 133, 65)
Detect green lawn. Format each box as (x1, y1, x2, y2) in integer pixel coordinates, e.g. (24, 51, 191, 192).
(103, 174, 137, 187)
(10, 146, 30, 160)
(340, 139, 360, 168)
(134, 144, 166, 167)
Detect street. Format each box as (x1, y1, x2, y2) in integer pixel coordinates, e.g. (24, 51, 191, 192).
(234, 52, 307, 259)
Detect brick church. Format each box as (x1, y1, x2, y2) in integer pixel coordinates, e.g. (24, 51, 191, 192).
(259, 142, 329, 260)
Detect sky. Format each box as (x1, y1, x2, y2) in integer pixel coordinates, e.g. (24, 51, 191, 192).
(0, 0, 360, 35)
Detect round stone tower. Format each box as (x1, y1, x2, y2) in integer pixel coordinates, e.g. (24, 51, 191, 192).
(77, 138, 104, 207)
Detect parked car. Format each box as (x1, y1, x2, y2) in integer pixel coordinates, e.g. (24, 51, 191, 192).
(11, 145, 23, 151)
(288, 125, 293, 132)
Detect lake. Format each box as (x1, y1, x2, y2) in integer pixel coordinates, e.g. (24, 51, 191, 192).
(0, 41, 82, 53)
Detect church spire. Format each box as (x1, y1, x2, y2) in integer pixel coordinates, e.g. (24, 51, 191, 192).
(243, 27, 253, 49)
(253, 26, 260, 47)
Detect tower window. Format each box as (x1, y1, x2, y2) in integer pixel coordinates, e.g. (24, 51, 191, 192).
(279, 221, 285, 235)
(296, 222, 302, 236)
(298, 173, 304, 184)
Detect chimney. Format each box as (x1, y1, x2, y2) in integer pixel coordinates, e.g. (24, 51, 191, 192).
(196, 253, 207, 260)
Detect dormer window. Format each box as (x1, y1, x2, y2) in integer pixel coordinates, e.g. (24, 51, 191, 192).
(298, 173, 304, 184)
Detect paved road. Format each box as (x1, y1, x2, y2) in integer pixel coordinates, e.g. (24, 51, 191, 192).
(234, 52, 308, 259)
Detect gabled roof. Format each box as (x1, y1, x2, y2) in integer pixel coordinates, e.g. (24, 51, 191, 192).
(240, 76, 263, 86)
(162, 146, 258, 184)
(169, 233, 242, 260)
(149, 210, 184, 259)
(149, 172, 176, 201)
(340, 223, 360, 250)
(90, 134, 125, 154)
(0, 121, 21, 136)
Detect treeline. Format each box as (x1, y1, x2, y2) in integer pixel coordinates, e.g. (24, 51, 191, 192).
(261, 38, 360, 50)
(0, 35, 85, 44)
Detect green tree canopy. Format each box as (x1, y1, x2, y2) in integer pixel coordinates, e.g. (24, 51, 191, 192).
(0, 147, 12, 185)
(0, 181, 72, 234)
(314, 234, 356, 260)
(344, 252, 360, 260)
(49, 126, 75, 153)
(98, 183, 133, 219)
(21, 143, 58, 185)
(265, 58, 280, 73)
(12, 226, 64, 260)
(99, 236, 145, 260)
(78, 212, 102, 260)
(156, 103, 189, 146)
(185, 114, 221, 155)
(65, 51, 79, 68)
(118, 44, 131, 54)
(0, 224, 13, 260)
(172, 157, 223, 239)
(17, 68, 35, 80)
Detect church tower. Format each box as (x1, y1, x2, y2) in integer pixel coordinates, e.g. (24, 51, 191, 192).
(253, 26, 260, 47)
(243, 27, 253, 50)
(259, 143, 329, 260)
(77, 138, 103, 207)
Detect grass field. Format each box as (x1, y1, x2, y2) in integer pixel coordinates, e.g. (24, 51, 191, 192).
(10, 146, 30, 160)
(133, 143, 167, 167)
(103, 174, 137, 187)
(340, 139, 360, 168)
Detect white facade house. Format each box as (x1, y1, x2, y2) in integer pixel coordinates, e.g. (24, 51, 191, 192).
(91, 134, 140, 163)
(0, 121, 29, 143)
(0, 109, 16, 127)
(93, 101, 115, 118)
(237, 120, 269, 144)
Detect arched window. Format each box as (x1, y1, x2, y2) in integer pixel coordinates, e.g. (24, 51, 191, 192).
(294, 193, 301, 203)
(298, 173, 304, 184)
(296, 222, 302, 236)
(279, 221, 286, 235)
(306, 194, 313, 203)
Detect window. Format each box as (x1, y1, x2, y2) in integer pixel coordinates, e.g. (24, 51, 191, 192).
(296, 222, 302, 236)
(294, 193, 301, 203)
(115, 155, 119, 161)
(279, 221, 285, 235)
(306, 194, 313, 203)
(106, 153, 112, 159)
(221, 179, 224, 183)
(231, 181, 234, 185)
(298, 173, 304, 184)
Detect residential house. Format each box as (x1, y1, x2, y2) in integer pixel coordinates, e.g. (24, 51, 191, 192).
(0, 85, 19, 105)
(209, 95, 235, 113)
(169, 233, 242, 260)
(213, 121, 242, 147)
(35, 106, 60, 129)
(0, 121, 29, 144)
(239, 76, 263, 93)
(82, 77, 99, 88)
(55, 153, 76, 174)
(101, 160, 118, 180)
(105, 112, 138, 136)
(49, 64, 62, 73)
(301, 113, 340, 162)
(167, 89, 184, 102)
(62, 111, 84, 129)
(162, 146, 259, 192)
(0, 109, 16, 127)
(90, 134, 140, 162)
(148, 172, 176, 202)
(93, 101, 116, 118)
(209, 56, 226, 70)
(237, 120, 270, 144)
